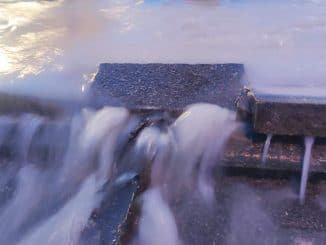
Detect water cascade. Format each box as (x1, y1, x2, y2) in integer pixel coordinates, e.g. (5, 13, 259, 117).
(134, 104, 237, 244)
(0, 106, 138, 245)
(262, 134, 273, 164)
(0, 103, 238, 245)
(299, 136, 315, 204)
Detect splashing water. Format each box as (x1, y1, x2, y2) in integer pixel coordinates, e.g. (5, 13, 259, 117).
(0, 106, 137, 245)
(138, 104, 237, 202)
(299, 136, 315, 204)
(135, 103, 237, 244)
(171, 104, 237, 202)
(0, 103, 238, 244)
(262, 134, 273, 164)
(18, 174, 100, 245)
(137, 188, 181, 245)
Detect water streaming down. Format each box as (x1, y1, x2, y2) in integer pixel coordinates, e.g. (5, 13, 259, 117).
(137, 188, 181, 245)
(262, 134, 273, 164)
(16, 114, 44, 162)
(299, 136, 315, 204)
(0, 103, 239, 244)
(135, 104, 238, 244)
(0, 106, 138, 245)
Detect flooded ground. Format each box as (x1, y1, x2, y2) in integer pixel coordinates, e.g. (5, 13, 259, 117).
(1, 0, 326, 99)
(170, 174, 326, 245)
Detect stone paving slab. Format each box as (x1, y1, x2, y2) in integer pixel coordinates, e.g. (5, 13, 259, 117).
(90, 63, 244, 110)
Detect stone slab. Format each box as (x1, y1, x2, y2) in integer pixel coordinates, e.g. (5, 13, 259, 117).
(90, 63, 244, 111)
(243, 90, 326, 137)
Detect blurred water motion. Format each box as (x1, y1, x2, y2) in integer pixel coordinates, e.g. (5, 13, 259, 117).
(0, 0, 326, 99)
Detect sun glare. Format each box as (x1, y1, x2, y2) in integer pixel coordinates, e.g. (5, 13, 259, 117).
(0, 50, 10, 74)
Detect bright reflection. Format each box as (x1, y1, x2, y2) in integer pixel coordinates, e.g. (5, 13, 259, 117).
(0, 1, 62, 28)
(0, 1, 63, 76)
(0, 49, 10, 73)
(0, 0, 326, 99)
(1, 30, 64, 77)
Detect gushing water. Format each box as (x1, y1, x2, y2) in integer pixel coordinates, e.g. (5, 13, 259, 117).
(0, 103, 238, 244)
(18, 174, 100, 245)
(299, 136, 315, 204)
(135, 104, 237, 244)
(137, 188, 181, 245)
(16, 114, 44, 162)
(262, 134, 273, 164)
(0, 107, 137, 245)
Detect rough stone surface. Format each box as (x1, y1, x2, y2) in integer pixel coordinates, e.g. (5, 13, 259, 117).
(174, 175, 326, 245)
(244, 91, 326, 137)
(124, 173, 326, 245)
(0, 92, 62, 118)
(90, 63, 244, 110)
(223, 127, 326, 173)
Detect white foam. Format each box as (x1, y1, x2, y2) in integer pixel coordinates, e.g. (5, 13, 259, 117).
(136, 103, 237, 244)
(137, 188, 181, 245)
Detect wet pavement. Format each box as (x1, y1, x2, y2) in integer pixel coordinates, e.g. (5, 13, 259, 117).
(125, 172, 326, 245)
